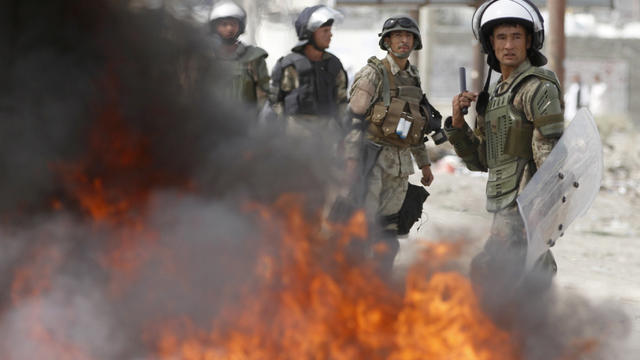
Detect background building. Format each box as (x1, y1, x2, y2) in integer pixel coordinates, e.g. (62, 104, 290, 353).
(198, 0, 638, 126)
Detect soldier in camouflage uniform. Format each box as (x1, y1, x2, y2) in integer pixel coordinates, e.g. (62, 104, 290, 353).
(444, 0, 564, 297)
(209, 0, 269, 111)
(344, 16, 441, 277)
(269, 5, 348, 137)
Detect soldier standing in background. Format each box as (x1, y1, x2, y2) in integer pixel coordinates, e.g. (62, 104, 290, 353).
(209, 0, 270, 111)
(269, 5, 348, 138)
(342, 16, 443, 278)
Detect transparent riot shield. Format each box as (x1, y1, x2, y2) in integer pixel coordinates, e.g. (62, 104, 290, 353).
(517, 108, 603, 271)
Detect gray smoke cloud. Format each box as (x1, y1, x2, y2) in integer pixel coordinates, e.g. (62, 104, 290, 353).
(0, 0, 632, 359)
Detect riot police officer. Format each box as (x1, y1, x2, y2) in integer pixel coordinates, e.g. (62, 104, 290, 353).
(444, 0, 564, 299)
(209, 0, 269, 109)
(270, 5, 348, 137)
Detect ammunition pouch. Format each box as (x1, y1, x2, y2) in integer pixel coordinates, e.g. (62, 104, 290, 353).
(365, 58, 427, 147)
(367, 96, 426, 146)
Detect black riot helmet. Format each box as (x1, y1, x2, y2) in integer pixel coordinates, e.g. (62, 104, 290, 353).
(378, 16, 422, 51)
(293, 5, 343, 52)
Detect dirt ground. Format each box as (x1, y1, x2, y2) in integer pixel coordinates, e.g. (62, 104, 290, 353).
(396, 127, 640, 356)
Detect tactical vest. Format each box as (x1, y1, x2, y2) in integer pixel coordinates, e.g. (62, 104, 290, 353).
(365, 57, 429, 147)
(272, 52, 344, 116)
(219, 45, 268, 104)
(482, 66, 562, 212)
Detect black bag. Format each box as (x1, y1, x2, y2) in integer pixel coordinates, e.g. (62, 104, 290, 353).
(396, 184, 429, 235)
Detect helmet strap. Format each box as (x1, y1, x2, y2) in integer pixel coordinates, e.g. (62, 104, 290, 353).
(486, 50, 501, 72)
(391, 50, 411, 59)
(309, 36, 325, 52)
(475, 66, 492, 116)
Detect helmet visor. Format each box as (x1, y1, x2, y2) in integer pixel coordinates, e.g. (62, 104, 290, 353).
(473, 0, 543, 40)
(209, 0, 246, 22)
(472, 0, 495, 40)
(307, 6, 343, 33)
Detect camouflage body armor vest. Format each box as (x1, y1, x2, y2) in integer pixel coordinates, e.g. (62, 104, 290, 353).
(365, 57, 430, 147)
(219, 45, 267, 104)
(482, 66, 562, 212)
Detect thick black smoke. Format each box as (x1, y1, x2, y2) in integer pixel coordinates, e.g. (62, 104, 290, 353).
(0, 0, 338, 358)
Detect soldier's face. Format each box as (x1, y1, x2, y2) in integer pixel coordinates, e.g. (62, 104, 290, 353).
(387, 31, 414, 56)
(216, 18, 240, 40)
(313, 26, 333, 50)
(490, 24, 531, 69)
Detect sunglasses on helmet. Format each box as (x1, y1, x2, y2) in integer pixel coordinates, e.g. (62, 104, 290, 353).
(382, 17, 415, 30)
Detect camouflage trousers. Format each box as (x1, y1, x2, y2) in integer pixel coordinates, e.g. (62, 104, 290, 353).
(362, 159, 409, 278)
(470, 205, 557, 314)
(364, 162, 409, 230)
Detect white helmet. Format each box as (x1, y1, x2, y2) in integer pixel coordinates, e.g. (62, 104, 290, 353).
(472, 0, 546, 69)
(293, 5, 343, 51)
(209, 0, 247, 37)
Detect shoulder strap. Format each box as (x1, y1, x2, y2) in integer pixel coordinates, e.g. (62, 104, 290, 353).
(271, 53, 313, 90)
(287, 53, 312, 76)
(238, 45, 268, 63)
(528, 67, 562, 88)
(381, 58, 397, 107)
(511, 66, 562, 98)
(277, 53, 312, 75)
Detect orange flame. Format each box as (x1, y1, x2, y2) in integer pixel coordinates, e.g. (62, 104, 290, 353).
(55, 104, 154, 225)
(12, 63, 598, 357)
(46, 69, 191, 295)
(147, 195, 521, 359)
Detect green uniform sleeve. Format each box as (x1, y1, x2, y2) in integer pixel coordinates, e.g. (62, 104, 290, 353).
(443, 117, 488, 172)
(529, 80, 564, 138)
(254, 57, 270, 109)
(519, 78, 564, 168)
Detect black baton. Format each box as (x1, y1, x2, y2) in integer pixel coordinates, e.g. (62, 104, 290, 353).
(459, 67, 468, 115)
